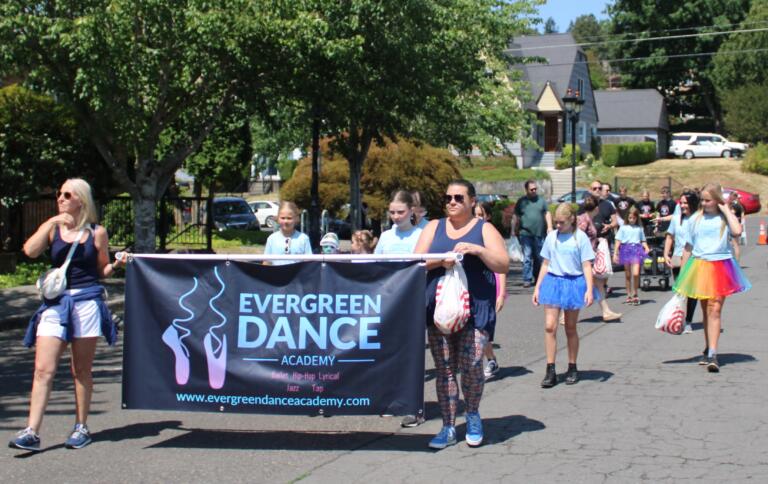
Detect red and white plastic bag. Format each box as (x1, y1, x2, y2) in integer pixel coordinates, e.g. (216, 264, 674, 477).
(434, 262, 471, 334)
(655, 293, 687, 335)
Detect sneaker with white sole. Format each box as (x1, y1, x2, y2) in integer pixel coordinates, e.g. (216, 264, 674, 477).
(683, 324, 693, 334)
(428, 426, 457, 449)
(65, 423, 92, 449)
(484, 359, 500, 379)
(8, 427, 40, 452)
(400, 414, 424, 428)
(465, 412, 483, 446)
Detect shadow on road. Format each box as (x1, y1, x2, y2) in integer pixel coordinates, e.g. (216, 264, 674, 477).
(144, 414, 545, 451)
(577, 370, 614, 382)
(662, 353, 757, 366)
(92, 420, 184, 442)
(487, 365, 532, 382)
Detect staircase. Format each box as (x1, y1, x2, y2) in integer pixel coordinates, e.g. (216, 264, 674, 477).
(548, 167, 580, 201)
(532, 151, 558, 169)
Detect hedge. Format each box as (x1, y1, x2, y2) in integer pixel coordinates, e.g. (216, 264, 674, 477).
(555, 144, 583, 170)
(742, 142, 768, 176)
(602, 142, 656, 167)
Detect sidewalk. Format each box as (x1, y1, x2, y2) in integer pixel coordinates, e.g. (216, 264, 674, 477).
(0, 278, 125, 330)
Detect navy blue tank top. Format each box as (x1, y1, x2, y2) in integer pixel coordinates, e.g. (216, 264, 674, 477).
(51, 225, 100, 289)
(425, 218, 497, 337)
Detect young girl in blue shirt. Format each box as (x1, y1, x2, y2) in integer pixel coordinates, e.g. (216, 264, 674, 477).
(263, 201, 312, 264)
(613, 207, 650, 306)
(673, 183, 751, 372)
(533, 203, 598, 388)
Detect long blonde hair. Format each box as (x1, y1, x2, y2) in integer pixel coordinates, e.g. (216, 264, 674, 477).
(66, 178, 99, 230)
(694, 183, 727, 238)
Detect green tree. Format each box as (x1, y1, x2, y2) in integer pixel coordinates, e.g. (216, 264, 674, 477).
(281, 136, 460, 221)
(278, 1, 538, 232)
(0, 0, 290, 252)
(0, 84, 114, 207)
(607, 0, 750, 130)
(544, 17, 558, 33)
(568, 15, 611, 90)
(568, 14, 602, 43)
(721, 83, 768, 144)
(712, 1, 768, 92)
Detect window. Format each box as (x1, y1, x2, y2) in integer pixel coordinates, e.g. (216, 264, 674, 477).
(578, 79, 584, 98)
(578, 122, 586, 143)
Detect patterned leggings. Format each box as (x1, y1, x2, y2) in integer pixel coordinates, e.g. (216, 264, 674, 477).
(427, 325, 488, 427)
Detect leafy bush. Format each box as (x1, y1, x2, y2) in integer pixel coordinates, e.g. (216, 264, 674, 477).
(742, 143, 768, 176)
(0, 260, 49, 289)
(591, 135, 602, 159)
(722, 83, 768, 145)
(555, 144, 583, 170)
(602, 142, 656, 167)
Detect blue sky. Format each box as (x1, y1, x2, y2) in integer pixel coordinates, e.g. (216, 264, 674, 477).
(536, 0, 611, 33)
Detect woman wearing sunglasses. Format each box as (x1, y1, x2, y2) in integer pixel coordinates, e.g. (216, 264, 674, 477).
(415, 180, 509, 449)
(10, 178, 122, 452)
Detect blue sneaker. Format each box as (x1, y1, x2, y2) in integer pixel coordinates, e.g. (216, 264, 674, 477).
(9, 427, 40, 452)
(65, 424, 92, 449)
(428, 426, 457, 450)
(465, 412, 483, 446)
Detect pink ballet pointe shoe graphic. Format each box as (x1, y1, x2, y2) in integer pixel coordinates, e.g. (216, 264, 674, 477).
(204, 333, 227, 389)
(162, 326, 190, 385)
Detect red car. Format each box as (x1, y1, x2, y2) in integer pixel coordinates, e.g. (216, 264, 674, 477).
(723, 187, 762, 215)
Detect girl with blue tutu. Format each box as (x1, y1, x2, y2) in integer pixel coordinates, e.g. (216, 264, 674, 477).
(673, 183, 751, 372)
(533, 203, 598, 388)
(612, 207, 650, 305)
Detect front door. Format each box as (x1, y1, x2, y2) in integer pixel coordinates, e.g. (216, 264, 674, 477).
(544, 116, 559, 152)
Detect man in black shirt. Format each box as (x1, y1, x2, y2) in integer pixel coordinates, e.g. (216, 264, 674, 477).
(635, 189, 654, 235)
(615, 186, 635, 224)
(594, 182, 618, 242)
(655, 186, 677, 233)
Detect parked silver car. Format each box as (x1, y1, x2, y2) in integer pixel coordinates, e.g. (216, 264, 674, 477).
(668, 132, 748, 159)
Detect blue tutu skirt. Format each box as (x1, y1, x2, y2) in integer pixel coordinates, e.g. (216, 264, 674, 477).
(538, 273, 600, 310)
(618, 243, 647, 265)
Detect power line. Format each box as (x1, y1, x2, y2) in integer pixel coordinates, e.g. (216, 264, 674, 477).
(516, 47, 768, 69)
(561, 19, 768, 43)
(514, 27, 768, 51)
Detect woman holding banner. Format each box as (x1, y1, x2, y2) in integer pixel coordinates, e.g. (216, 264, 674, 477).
(415, 180, 509, 449)
(10, 178, 122, 452)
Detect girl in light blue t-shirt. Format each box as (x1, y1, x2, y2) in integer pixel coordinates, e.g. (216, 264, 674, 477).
(375, 190, 422, 255)
(263, 201, 312, 265)
(533, 203, 599, 388)
(672, 183, 751, 373)
(664, 191, 700, 334)
(613, 207, 650, 306)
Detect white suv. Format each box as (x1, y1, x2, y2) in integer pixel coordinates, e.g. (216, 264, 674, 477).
(668, 132, 748, 159)
(248, 200, 280, 228)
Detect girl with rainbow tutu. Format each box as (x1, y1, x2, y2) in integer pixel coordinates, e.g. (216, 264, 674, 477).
(613, 207, 650, 306)
(672, 183, 751, 372)
(533, 203, 599, 388)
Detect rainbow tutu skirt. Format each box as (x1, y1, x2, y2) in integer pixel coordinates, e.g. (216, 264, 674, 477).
(672, 257, 751, 300)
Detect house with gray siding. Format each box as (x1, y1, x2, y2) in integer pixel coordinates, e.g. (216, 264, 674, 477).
(595, 89, 670, 159)
(505, 33, 598, 169)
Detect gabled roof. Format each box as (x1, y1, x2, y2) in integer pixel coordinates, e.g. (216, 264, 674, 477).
(595, 89, 670, 130)
(507, 33, 582, 109)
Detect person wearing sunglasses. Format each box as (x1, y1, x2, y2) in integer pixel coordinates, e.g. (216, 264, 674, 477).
(263, 201, 312, 265)
(513, 179, 552, 288)
(415, 180, 509, 449)
(11, 178, 123, 452)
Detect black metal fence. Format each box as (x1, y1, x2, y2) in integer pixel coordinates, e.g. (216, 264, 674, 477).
(0, 195, 212, 252)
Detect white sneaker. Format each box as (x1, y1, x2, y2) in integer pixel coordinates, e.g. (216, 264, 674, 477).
(484, 359, 499, 379)
(683, 324, 693, 334)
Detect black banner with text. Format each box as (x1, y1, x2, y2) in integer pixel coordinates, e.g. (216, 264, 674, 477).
(122, 258, 426, 415)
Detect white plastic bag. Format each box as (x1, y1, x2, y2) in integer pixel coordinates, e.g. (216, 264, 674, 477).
(434, 262, 471, 334)
(655, 293, 687, 335)
(507, 236, 523, 263)
(593, 237, 613, 279)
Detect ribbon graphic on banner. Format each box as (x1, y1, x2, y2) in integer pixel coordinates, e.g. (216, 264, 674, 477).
(122, 258, 426, 416)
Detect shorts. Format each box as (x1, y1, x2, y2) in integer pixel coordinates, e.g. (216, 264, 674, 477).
(36, 289, 103, 340)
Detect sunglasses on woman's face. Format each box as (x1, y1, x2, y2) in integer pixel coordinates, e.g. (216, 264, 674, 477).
(56, 191, 73, 200)
(442, 194, 465, 205)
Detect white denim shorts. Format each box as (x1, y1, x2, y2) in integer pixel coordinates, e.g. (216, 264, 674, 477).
(36, 289, 102, 340)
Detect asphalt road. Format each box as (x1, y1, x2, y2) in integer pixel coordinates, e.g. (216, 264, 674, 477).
(2, 217, 767, 483)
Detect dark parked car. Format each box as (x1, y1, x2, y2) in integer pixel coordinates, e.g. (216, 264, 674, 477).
(212, 197, 260, 231)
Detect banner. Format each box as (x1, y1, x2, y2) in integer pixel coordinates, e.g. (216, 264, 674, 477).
(122, 258, 426, 415)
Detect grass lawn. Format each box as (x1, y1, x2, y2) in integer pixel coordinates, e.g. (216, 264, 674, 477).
(460, 157, 551, 182)
(608, 158, 768, 204)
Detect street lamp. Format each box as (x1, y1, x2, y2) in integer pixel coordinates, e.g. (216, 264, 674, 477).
(562, 88, 585, 203)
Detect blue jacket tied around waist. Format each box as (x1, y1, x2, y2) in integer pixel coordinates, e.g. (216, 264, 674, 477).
(24, 285, 117, 347)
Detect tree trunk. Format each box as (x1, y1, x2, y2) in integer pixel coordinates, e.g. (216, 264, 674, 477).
(132, 172, 161, 253)
(346, 129, 373, 233)
(309, 116, 321, 250)
(701, 88, 723, 134)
